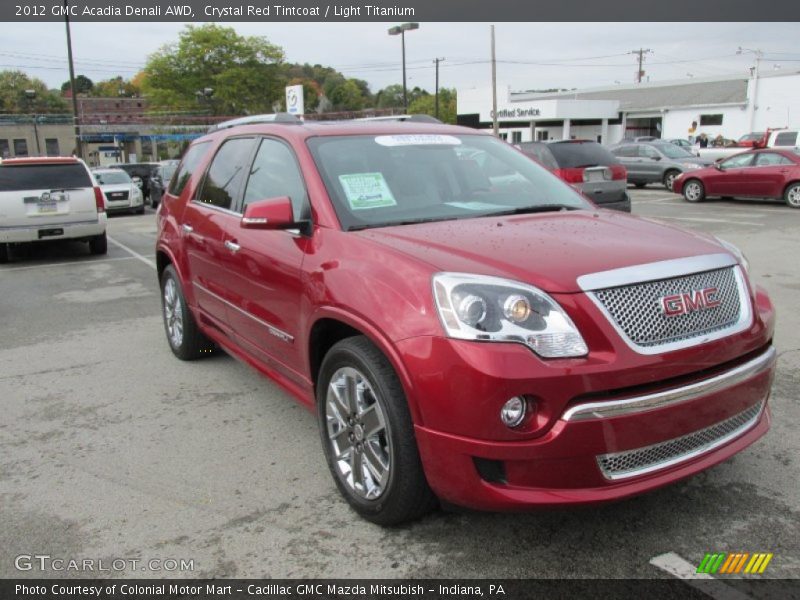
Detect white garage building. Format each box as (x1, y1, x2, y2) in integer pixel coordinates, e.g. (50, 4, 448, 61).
(456, 70, 800, 145)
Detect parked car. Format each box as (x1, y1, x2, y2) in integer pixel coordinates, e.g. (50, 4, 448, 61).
(518, 140, 630, 212)
(113, 162, 160, 201)
(148, 160, 180, 209)
(767, 129, 799, 152)
(666, 138, 693, 149)
(610, 141, 711, 190)
(156, 115, 774, 525)
(673, 148, 800, 208)
(93, 168, 144, 215)
(0, 156, 107, 262)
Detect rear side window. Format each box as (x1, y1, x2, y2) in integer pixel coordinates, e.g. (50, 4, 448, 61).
(169, 142, 211, 196)
(755, 153, 793, 166)
(0, 163, 91, 192)
(611, 145, 636, 158)
(197, 138, 255, 211)
(548, 142, 617, 168)
(517, 143, 559, 170)
(774, 132, 798, 147)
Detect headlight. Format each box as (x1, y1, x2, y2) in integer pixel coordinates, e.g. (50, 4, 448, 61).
(716, 237, 750, 274)
(432, 273, 588, 358)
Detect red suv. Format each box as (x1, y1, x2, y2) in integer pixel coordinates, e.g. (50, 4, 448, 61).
(156, 115, 775, 525)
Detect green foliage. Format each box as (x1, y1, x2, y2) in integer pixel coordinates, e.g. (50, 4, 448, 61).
(60, 74, 94, 94)
(142, 24, 285, 115)
(0, 71, 67, 113)
(408, 88, 457, 124)
(93, 76, 140, 98)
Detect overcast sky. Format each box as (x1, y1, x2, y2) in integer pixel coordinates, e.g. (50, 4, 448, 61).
(3, 22, 799, 94)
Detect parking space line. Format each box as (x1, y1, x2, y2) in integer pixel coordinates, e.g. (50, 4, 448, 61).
(1, 256, 137, 272)
(107, 235, 157, 270)
(650, 553, 752, 600)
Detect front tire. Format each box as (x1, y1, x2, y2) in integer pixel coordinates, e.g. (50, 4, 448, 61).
(317, 336, 435, 526)
(89, 232, 107, 255)
(784, 183, 800, 208)
(683, 179, 706, 203)
(160, 265, 215, 360)
(0, 243, 9, 264)
(663, 169, 680, 191)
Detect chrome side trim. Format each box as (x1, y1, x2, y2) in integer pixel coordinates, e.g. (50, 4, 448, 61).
(562, 345, 775, 422)
(577, 253, 737, 292)
(596, 400, 765, 480)
(585, 265, 753, 355)
(193, 281, 294, 343)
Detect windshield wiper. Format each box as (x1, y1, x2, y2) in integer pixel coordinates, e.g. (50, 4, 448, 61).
(349, 216, 460, 231)
(484, 204, 579, 217)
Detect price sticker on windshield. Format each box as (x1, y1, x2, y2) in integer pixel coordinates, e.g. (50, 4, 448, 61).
(374, 135, 462, 147)
(339, 173, 397, 210)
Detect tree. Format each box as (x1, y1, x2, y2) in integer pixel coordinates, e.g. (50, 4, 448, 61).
(93, 76, 141, 97)
(60, 74, 93, 95)
(143, 24, 284, 115)
(374, 84, 428, 110)
(408, 87, 457, 124)
(0, 71, 67, 113)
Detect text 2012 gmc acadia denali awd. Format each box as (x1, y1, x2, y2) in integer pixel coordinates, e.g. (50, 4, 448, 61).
(155, 115, 775, 525)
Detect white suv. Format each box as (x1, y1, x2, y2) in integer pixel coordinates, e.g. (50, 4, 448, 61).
(0, 157, 108, 263)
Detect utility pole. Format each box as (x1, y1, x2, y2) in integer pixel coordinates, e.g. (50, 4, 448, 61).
(491, 25, 498, 136)
(630, 48, 652, 84)
(433, 57, 445, 119)
(738, 47, 763, 132)
(64, 0, 82, 158)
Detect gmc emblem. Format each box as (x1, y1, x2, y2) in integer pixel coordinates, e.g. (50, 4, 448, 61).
(661, 287, 721, 317)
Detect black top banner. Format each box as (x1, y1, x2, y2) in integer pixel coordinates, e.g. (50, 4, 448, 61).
(1, 0, 799, 22)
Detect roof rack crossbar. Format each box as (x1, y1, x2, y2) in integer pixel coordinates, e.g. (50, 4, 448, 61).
(208, 113, 302, 132)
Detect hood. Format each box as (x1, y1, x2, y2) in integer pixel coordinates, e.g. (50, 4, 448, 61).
(100, 183, 135, 194)
(355, 210, 728, 293)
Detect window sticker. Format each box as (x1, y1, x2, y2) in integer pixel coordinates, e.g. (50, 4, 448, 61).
(338, 173, 397, 210)
(445, 201, 511, 211)
(374, 134, 462, 147)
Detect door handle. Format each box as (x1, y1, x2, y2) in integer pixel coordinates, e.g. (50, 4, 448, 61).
(224, 240, 241, 253)
(181, 224, 193, 233)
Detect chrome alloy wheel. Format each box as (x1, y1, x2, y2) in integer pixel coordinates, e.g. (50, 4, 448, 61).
(325, 367, 391, 500)
(163, 278, 184, 348)
(684, 181, 703, 201)
(664, 171, 678, 191)
(787, 185, 800, 207)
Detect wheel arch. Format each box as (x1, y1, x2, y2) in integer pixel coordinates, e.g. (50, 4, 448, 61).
(306, 309, 425, 425)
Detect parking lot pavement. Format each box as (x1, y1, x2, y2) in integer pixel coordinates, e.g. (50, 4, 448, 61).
(1, 196, 799, 581)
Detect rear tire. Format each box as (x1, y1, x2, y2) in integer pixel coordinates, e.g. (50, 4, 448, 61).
(137, 205, 145, 215)
(784, 183, 800, 208)
(317, 336, 436, 526)
(0, 243, 9, 264)
(633, 182, 647, 189)
(663, 169, 680, 191)
(683, 179, 706, 203)
(89, 232, 107, 255)
(160, 265, 215, 360)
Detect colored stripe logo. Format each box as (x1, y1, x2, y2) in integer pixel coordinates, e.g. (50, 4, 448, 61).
(697, 552, 773, 574)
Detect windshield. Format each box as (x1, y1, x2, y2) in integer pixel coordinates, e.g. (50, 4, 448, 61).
(95, 171, 131, 185)
(653, 143, 694, 159)
(739, 133, 764, 142)
(307, 134, 591, 231)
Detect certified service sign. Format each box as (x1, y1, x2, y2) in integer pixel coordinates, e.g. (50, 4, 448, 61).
(285, 84, 305, 116)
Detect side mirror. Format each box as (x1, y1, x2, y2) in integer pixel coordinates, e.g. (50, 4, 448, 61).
(714, 162, 724, 170)
(241, 196, 295, 229)
(652, 155, 662, 161)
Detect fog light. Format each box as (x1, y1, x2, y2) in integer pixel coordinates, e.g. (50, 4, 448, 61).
(500, 396, 526, 428)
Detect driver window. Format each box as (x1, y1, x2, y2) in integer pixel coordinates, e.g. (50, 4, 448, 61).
(639, 146, 660, 159)
(243, 138, 310, 221)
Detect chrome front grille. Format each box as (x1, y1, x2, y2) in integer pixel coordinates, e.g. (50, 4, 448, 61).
(597, 402, 763, 480)
(592, 267, 744, 350)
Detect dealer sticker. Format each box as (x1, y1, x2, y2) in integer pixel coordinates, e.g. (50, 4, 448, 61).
(339, 173, 397, 210)
(374, 134, 462, 147)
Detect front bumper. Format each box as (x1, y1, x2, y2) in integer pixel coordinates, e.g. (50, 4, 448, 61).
(411, 345, 774, 510)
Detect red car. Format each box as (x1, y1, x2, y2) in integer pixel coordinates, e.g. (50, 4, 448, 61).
(156, 115, 775, 525)
(674, 148, 800, 208)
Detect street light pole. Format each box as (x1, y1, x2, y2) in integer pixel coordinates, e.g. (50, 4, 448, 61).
(388, 23, 419, 112)
(24, 89, 42, 156)
(433, 57, 445, 120)
(64, 0, 82, 158)
(738, 46, 763, 132)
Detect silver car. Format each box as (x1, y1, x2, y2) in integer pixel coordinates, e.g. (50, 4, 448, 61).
(610, 141, 711, 191)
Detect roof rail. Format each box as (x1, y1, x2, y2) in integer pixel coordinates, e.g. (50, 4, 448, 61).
(354, 114, 443, 124)
(208, 113, 302, 132)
